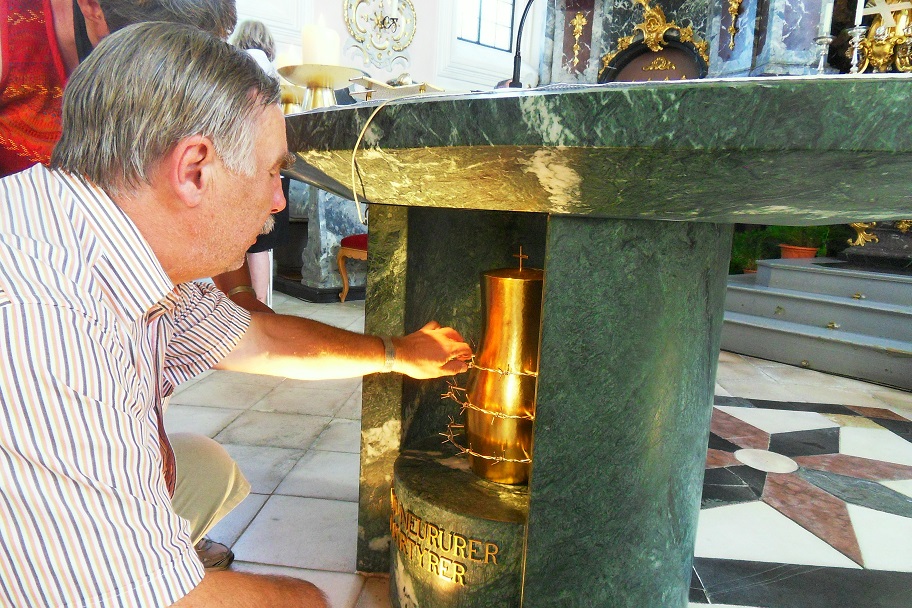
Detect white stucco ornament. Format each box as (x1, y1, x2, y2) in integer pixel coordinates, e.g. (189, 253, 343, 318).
(344, 0, 416, 71)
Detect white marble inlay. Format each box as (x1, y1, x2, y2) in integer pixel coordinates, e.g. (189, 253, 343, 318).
(839, 427, 912, 467)
(694, 502, 861, 569)
(846, 503, 912, 572)
(716, 405, 840, 434)
(881, 479, 912, 500)
(734, 449, 799, 473)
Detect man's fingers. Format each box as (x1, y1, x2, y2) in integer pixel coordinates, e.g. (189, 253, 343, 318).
(441, 359, 469, 375)
(420, 320, 441, 331)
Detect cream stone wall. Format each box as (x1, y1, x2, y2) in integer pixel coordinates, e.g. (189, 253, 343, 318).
(236, 0, 546, 93)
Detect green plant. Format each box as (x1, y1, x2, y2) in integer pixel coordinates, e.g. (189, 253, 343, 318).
(729, 229, 766, 274)
(763, 225, 831, 255)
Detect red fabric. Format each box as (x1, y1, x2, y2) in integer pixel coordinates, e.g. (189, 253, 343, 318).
(0, 0, 68, 177)
(341, 233, 368, 250)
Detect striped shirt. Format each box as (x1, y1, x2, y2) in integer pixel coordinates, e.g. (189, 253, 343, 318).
(0, 165, 251, 607)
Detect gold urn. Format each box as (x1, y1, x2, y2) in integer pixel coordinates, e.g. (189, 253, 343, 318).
(465, 265, 544, 485)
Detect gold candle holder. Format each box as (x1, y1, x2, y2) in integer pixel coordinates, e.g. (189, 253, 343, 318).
(278, 64, 363, 111)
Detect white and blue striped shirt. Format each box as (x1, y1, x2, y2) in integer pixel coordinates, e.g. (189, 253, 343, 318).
(0, 165, 250, 607)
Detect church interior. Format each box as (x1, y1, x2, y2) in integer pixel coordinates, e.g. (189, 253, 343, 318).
(173, 0, 911, 606)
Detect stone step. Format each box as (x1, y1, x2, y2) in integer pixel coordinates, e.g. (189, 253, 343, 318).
(724, 282, 912, 343)
(753, 258, 912, 306)
(721, 312, 912, 390)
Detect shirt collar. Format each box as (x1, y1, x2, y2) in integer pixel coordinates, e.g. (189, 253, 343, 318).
(52, 168, 176, 323)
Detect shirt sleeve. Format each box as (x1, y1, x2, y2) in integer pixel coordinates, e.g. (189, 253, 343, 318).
(161, 281, 251, 391)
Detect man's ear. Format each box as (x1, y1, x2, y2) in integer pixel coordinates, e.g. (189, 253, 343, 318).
(75, 0, 110, 45)
(168, 136, 219, 208)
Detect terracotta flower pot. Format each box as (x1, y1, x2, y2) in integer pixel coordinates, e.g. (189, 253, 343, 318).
(778, 243, 818, 258)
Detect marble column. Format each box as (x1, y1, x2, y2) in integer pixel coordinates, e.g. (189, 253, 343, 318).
(523, 217, 733, 606)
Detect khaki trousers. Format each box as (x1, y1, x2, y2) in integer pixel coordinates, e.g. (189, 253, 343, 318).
(170, 432, 251, 545)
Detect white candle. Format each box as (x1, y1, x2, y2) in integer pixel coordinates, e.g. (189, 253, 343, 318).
(820, 0, 834, 36)
(301, 17, 341, 66)
(854, 0, 866, 26)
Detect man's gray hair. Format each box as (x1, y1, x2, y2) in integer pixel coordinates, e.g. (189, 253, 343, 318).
(51, 22, 280, 197)
(100, 0, 237, 39)
(231, 19, 276, 61)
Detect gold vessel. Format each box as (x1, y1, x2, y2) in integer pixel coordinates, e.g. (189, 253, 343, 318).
(465, 266, 544, 485)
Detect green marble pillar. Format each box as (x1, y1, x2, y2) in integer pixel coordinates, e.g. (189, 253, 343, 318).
(522, 217, 733, 607)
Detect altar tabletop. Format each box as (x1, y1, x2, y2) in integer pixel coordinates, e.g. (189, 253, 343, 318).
(286, 74, 912, 225)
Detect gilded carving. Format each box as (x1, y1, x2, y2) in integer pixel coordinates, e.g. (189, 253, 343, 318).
(848, 0, 912, 72)
(896, 219, 912, 232)
(570, 11, 588, 68)
(643, 56, 677, 70)
(600, 0, 709, 70)
(727, 0, 743, 50)
(848, 222, 879, 246)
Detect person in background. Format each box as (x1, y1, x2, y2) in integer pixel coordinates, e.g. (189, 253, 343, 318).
(221, 19, 291, 309)
(1, 22, 472, 607)
(0, 0, 254, 571)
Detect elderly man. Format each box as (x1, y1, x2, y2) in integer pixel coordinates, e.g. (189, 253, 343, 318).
(0, 21, 472, 608)
(2, 0, 279, 569)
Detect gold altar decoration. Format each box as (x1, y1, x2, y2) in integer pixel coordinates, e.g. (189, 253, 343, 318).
(571, 11, 588, 67)
(344, 0, 417, 71)
(850, 0, 912, 72)
(643, 56, 677, 70)
(443, 250, 544, 485)
(278, 64, 363, 110)
(600, 0, 709, 70)
(896, 219, 912, 232)
(848, 222, 879, 246)
(727, 0, 744, 50)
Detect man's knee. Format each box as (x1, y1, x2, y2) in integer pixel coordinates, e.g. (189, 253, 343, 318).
(172, 570, 328, 607)
(170, 433, 250, 543)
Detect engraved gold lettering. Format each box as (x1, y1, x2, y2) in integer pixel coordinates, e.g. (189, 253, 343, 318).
(484, 542, 498, 564)
(452, 561, 467, 585)
(468, 539, 483, 562)
(453, 533, 467, 558)
(428, 551, 440, 575)
(428, 524, 440, 548)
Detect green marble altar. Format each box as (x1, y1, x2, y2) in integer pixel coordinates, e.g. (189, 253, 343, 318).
(283, 75, 912, 607)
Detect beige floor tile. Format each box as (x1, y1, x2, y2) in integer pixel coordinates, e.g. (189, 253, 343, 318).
(282, 377, 363, 393)
(336, 390, 363, 420)
(215, 411, 331, 450)
(232, 496, 358, 572)
(871, 388, 912, 418)
(208, 492, 268, 546)
(715, 360, 776, 387)
(313, 419, 362, 453)
(276, 450, 360, 501)
(163, 404, 241, 437)
(252, 386, 350, 417)
(717, 350, 746, 364)
(172, 369, 213, 394)
(355, 576, 392, 608)
(170, 377, 276, 410)
(778, 384, 889, 408)
(715, 378, 797, 402)
(714, 384, 732, 397)
(203, 369, 287, 387)
(232, 562, 365, 608)
(223, 444, 307, 494)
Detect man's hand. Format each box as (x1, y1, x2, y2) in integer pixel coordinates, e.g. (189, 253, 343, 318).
(392, 321, 472, 379)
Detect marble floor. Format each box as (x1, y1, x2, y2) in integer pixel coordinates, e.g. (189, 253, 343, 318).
(165, 292, 912, 608)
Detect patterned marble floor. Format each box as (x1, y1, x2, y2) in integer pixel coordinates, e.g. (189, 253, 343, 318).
(166, 293, 912, 607)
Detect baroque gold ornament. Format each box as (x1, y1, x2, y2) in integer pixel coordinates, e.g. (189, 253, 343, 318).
(848, 222, 879, 246)
(601, 0, 709, 69)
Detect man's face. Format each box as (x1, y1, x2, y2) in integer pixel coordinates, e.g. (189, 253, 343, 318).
(206, 104, 289, 275)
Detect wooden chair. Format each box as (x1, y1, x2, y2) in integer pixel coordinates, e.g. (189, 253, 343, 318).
(336, 233, 367, 302)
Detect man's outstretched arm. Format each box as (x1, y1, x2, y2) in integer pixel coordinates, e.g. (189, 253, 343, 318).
(216, 313, 473, 380)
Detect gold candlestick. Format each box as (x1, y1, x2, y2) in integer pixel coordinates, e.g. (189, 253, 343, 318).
(278, 64, 363, 111)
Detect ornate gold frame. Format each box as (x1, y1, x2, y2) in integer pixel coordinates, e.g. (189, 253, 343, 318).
(600, 0, 709, 71)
